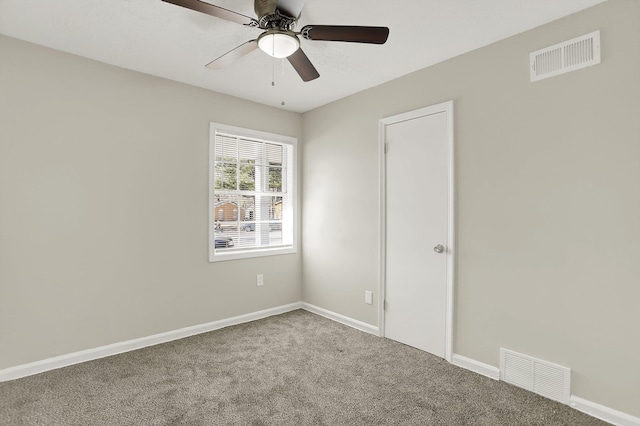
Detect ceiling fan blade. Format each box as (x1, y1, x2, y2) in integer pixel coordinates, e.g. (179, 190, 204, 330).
(205, 40, 259, 70)
(287, 48, 319, 82)
(276, 0, 308, 18)
(300, 25, 389, 44)
(162, 0, 257, 26)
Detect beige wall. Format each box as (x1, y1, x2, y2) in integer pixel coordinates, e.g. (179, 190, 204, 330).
(302, 0, 639, 417)
(0, 35, 302, 369)
(2, 0, 639, 419)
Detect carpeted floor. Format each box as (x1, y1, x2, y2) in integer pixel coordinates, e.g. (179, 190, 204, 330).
(0, 310, 607, 425)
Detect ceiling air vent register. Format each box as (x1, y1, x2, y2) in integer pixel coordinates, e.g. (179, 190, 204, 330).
(530, 30, 601, 82)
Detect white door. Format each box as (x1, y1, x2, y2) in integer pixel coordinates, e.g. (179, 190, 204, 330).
(382, 102, 452, 358)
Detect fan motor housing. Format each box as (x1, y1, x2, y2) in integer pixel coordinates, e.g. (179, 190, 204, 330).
(255, 0, 296, 30)
(254, 0, 278, 21)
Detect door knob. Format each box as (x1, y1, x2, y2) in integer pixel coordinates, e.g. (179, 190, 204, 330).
(433, 244, 445, 254)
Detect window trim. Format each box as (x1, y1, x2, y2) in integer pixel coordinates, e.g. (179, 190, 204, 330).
(209, 122, 297, 262)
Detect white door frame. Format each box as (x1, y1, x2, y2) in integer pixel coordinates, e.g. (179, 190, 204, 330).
(378, 100, 455, 362)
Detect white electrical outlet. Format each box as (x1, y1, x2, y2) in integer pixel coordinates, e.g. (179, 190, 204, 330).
(256, 274, 264, 287)
(365, 291, 373, 305)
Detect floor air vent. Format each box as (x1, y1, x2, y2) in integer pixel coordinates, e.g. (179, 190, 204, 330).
(530, 30, 600, 82)
(500, 348, 571, 404)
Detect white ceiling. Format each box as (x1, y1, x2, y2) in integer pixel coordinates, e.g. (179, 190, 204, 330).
(0, 0, 606, 113)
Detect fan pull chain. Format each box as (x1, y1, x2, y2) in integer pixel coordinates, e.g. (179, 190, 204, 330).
(271, 56, 275, 87)
(269, 53, 285, 107)
(281, 59, 286, 106)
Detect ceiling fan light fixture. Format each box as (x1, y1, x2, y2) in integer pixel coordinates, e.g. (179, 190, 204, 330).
(257, 31, 300, 58)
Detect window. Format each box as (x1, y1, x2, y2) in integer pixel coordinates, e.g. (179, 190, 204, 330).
(209, 123, 297, 261)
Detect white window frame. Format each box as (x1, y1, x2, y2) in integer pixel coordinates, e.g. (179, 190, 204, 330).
(209, 122, 297, 262)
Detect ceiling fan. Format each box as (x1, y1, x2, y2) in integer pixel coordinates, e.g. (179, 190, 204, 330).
(162, 0, 390, 82)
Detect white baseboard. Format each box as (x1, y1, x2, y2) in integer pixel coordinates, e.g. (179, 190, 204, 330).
(300, 302, 379, 335)
(0, 302, 302, 383)
(570, 396, 640, 426)
(451, 353, 501, 380)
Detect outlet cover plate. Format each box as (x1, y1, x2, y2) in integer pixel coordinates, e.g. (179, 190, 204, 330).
(365, 291, 373, 305)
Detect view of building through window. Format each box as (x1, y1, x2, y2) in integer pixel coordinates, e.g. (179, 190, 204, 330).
(210, 125, 296, 260)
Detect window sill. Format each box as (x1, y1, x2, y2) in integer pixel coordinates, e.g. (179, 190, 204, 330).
(209, 246, 297, 262)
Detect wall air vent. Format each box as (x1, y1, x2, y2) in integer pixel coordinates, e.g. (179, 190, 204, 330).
(530, 30, 601, 82)
(500, 348, 571, 404)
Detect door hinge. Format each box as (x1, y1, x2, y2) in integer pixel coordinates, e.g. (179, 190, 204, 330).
(383, 300, 388, 311)
(384, 143, 388, 154)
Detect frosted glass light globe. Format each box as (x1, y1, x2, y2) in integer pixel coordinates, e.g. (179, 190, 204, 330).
(258, 32, 300, 58)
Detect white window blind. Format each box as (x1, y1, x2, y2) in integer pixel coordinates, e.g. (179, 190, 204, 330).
(209, 123, 296, 261)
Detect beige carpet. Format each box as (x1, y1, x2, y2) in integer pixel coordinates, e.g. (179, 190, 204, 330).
(0, 310, 606, 425)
